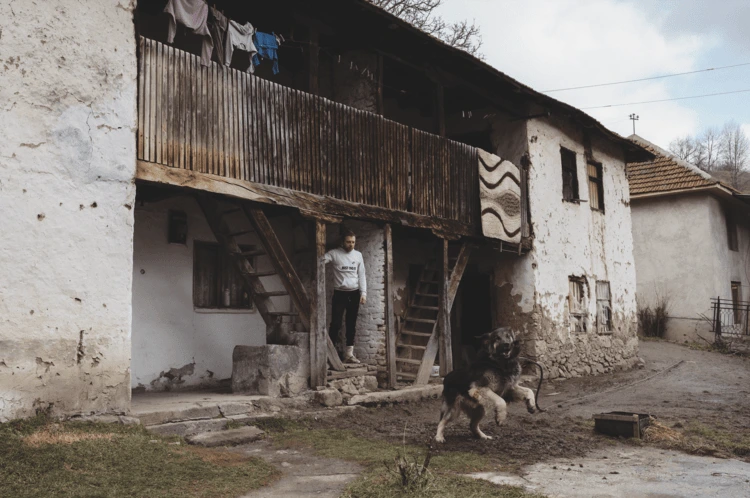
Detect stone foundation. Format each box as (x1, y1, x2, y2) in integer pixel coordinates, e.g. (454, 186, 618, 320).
(232, 344, 310, 397)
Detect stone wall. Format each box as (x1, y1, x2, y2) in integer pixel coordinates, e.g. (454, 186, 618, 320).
(0, 0, 138, 421)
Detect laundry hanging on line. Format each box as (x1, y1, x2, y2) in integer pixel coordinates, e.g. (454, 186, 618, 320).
(164, 0, 213, 66)
(207, 6, 228, 66)
(225, 20, 258, 73)
(253, 31, 280, 75)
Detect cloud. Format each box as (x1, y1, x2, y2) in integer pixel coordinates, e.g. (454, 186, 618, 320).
(436, 0, 712, 148)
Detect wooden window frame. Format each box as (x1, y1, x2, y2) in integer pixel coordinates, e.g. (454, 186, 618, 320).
(568, 276, 587, 333)
(193, 241, 255, 311)
(560, 147, 580, 202)
(588, 161, 605, 212)
(596, 280, 612, 334)
(726, 210, 739, 252)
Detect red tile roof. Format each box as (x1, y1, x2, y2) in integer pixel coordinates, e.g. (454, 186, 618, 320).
(626, 135, 735, 196)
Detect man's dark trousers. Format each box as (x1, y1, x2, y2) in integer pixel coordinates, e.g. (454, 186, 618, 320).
(329, 289, 361, 348)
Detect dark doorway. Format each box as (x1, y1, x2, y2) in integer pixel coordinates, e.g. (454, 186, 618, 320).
(453, 267, 492, 367)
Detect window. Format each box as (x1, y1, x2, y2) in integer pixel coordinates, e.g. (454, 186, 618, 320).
(726, 210, 739, 251)
(588, 162, 604, 211)
(168, 210, 188, 245)
(568, 276, 587, 333)
(596, 281, 612, 334)
(561, 147, 579, 201)
(193, 241, 254, 310)
(731, 281, 742, 324)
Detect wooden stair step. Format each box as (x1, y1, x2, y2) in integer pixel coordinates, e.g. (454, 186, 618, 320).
(237, 249, 266, 257)
(228, 229, 254, 237)
(415, 292, 439, 298)
(243, 270, 277, 277)
(396, 372, 417, 380)
(400, 330, 432, 338)
(396, 358, 422, 365)
(411, 305, 439, 311)
(256, 290, 289, 297)
(397, 343, 427, 350)
(404, 317, 436, 324)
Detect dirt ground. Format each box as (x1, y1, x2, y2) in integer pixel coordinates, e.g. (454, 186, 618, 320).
(311, 340, 750, 467)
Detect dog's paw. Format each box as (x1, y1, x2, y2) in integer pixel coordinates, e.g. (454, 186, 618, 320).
(495, 414, 507, 426)
(435, 435, 446, 444)
(527, 404, 537, 414)
(479, 433, 493, 441)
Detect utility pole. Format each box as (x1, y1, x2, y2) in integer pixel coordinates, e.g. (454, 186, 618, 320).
(629, 113, 639, 135)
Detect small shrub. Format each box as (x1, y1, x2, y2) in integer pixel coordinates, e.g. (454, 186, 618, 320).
(638, 294, 670, 338)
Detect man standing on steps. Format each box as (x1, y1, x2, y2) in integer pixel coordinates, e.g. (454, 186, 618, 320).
(324, 228, 366, 364)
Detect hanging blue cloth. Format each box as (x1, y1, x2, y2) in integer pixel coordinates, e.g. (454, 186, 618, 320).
(252, 31, 280, 74)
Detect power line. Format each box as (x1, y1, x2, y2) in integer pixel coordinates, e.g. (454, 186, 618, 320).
(543, 62, 750, 93)
(580, 88, 750, 110)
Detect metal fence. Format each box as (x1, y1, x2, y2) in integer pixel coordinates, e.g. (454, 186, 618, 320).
(711, 297, 750, 339)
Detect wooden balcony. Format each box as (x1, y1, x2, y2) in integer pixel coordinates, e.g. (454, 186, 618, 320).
(137, 37, 479, 234)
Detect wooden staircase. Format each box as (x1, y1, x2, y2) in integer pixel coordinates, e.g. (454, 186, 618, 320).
(395, 241, 471, 385)
(196, 194, 345, 373)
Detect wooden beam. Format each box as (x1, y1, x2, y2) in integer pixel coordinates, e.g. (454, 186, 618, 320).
(299, 209, 343, 224)
(384, 224, 397, 388)
(438, 239, 452, 376)
(310, 219, 328, 386)
(447, 243, 472, 309)
(137, 161, 474, 237)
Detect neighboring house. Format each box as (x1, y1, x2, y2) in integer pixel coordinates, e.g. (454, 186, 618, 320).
(628, 135, 750, 343)
(0, 0, 651, 421)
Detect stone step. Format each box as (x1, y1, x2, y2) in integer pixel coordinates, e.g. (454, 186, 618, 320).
(186, 426, 265, 447)
(347, 384, 442, 406)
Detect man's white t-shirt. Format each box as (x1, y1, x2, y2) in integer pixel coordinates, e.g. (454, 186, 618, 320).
(323, 247, 367, 297)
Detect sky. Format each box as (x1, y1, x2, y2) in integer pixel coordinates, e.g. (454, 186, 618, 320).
(436, 0, 750, 149)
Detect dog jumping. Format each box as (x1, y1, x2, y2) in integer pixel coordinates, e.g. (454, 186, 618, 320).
(435, 327, 537, 443)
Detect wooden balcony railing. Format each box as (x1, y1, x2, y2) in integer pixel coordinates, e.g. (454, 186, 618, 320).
(137, 37, 478, 226)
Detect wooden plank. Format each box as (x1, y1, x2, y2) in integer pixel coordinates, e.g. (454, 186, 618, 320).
(438, 239, 452, 376)
(137, 37, 145, 161)
(137, 160, 476, 237)
(310, 219, 327, 387)
(156, 40, 163, 165)
(177, 47, 184, 169)
(384, 223, 397, 388)
(147, 39, 156, 163)
(189, 51, 197, 171)
(167, 45, 175, 168)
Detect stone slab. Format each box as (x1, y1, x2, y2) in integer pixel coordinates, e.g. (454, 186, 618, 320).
(186, 426, 265, 447)
(137, 405, 222, 426)
(347, 385, 443, 406)
(233, 345, 310, 397)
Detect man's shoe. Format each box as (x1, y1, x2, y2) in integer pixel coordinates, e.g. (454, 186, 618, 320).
(344, 346, 361, 364)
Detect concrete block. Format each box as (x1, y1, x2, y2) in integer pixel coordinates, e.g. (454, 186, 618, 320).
(232, 345, 310, 397)
(314, 388, 343, 407)
(348, 385, 443, 406)
(137, 406, 222, 426)
(186, 426, 265, 447)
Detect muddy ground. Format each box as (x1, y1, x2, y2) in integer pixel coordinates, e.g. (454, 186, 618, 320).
(311, 340, 750, 467)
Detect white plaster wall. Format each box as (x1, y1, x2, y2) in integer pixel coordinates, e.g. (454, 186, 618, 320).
(632, 194, 750, 342)
(524, 116, 639, 378)
(131, 196, 297, 390)
(0, 0, 137, 421)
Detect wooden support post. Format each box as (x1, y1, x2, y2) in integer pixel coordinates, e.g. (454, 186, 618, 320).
(384, 224, 397, 388)
(435, 83, 445, 137)
(311, 219, 328, 386)
(438, 238, 452, 376)
(308, 27, 319, 95)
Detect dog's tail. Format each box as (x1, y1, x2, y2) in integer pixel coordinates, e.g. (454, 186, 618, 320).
(518, 357, 545, 412)
(441, 370, 463, 406)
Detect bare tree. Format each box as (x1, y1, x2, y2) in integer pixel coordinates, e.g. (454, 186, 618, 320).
(698, 127, 721, 172)
(669, 135, 700, 164)
(720, 121, 750, 189)
(369, 0, 483, 57)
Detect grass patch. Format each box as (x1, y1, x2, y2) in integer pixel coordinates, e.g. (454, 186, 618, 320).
(257, 418, 542, 497)
(0, 414, 280, 498)
(342, 469, 543, 498)
(257, 418, 490, 473)
(640, 419, 750, 459)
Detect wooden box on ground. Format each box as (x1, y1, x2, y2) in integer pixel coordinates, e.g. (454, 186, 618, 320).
(593, 412, 651, 439)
